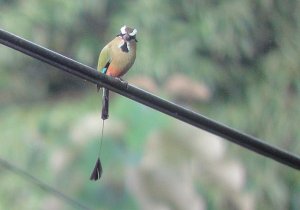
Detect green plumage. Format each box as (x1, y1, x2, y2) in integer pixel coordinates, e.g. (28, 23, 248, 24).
(97, 45, 110, 74)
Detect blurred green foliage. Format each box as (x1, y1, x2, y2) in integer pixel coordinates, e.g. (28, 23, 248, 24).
(0, 0, 300, 210)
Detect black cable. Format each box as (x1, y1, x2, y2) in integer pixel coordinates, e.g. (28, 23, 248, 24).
(0, 28, 300, 170)
(0, 157, 92, 210)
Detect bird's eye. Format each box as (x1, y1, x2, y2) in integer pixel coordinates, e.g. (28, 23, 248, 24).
(129, 35, 137, 42)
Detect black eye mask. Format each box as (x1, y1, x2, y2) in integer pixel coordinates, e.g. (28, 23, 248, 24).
(130, 35, 138, 42)
(116, 33, 138, 42)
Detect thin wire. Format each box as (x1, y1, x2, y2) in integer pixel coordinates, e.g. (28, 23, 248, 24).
(1, 28, 300, 170)
(0, 157, 92, 210)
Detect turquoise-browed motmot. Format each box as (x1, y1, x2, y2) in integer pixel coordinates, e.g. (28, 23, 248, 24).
(97, 25, 137, 79)
(90, 25, 138, 181)
(97, 25, 137, 120)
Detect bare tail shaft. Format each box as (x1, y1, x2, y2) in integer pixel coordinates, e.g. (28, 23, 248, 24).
(101, 88, 109, 120)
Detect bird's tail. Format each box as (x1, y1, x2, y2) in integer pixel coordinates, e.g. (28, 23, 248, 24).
(101, 88, 109, 120)
(90, 157, 102, 180)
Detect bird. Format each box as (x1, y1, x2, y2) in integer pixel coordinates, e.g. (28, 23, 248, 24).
(97, 25, 137, 85)
(97, 25, 138, 120)
(90, 25, 138, 181)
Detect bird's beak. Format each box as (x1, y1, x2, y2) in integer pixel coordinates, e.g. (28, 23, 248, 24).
(123, 34, 130, 42)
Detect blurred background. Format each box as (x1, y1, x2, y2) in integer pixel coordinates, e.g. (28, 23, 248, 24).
(0, 0, 300, 209)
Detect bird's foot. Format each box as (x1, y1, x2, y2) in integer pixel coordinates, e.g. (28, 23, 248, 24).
(116, 77, 128, 89)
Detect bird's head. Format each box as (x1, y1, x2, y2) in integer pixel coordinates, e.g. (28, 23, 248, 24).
(118, 25, 138, 43)
(117, 25, 137, 52)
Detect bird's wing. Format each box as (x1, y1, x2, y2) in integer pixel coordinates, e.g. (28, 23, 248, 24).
(97, 44, 111, 74)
